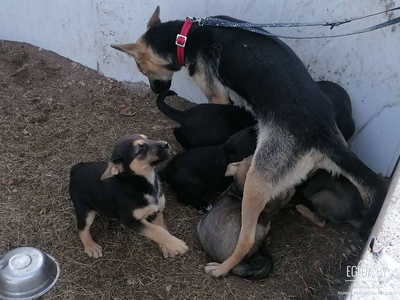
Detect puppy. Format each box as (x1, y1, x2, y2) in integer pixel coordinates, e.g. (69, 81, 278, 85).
(197, 156, 294, 279)
(160, 127, 256, 210)
(297, 170, 366, 228)
(69, 134, 188, 258)
(156, 90, 255, 148)
(317, 81, 355, 141)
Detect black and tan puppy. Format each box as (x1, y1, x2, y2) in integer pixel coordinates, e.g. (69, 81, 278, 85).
(197, 156, 294, 279)
(69, 134, 188, 258)
(157, 90, 255, 148)
(160, 127, 256, 210)
(297, 170, 366, 228)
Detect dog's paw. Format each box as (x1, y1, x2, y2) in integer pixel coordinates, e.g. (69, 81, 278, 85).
(161, 235, 188, 258)
(204, 262, 228, 278)
(84, 241, 103, 259)
(205, 204, 213, 212)
(296, 204, 309, 215)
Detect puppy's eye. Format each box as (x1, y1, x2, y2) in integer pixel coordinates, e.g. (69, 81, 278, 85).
(137, 146, 144, 154)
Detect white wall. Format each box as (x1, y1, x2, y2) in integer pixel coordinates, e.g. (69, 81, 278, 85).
(1, 0, 399, 176)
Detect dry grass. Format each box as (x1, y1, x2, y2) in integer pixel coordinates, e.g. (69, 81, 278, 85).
(0, 40, 364, 299)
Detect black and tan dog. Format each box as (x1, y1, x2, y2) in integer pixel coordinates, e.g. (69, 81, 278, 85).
(159, 127, 256, 211)
(69, 134, 188, 258)
(111, 8, 387, 277)
(156, 90, 255, 148)
(198, 155, 294, 279)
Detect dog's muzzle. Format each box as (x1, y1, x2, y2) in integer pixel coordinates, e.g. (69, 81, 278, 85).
(149, 79, 172, 94)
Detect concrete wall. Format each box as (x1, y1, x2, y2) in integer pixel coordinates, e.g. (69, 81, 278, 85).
(1, 0, 399, 176)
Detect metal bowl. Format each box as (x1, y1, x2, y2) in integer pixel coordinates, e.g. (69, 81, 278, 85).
(0, 247, 61, 300)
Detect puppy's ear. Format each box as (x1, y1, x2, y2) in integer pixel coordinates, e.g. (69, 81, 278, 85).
(147, 6, 161, 29)
(100, 162, 123, 180)
(225, 162, 240, 177)
(110, 43, 147, 60)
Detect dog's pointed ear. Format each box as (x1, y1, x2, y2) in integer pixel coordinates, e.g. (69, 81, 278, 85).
(147, 6, 161, 29)
(100, 162, 123, 180)
(225, 162, 241, 177)
(110, 43, 146, 60)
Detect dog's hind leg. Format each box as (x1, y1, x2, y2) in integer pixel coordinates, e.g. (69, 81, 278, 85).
(296, 204, 326, 227)
(204, 129, 315, 277)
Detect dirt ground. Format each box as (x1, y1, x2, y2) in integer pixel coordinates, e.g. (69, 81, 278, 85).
(0, 40, 365, 300)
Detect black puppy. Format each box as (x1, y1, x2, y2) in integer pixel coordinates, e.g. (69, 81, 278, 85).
(69, 134, 188, 258)
(156, 90, 255, 148)
(317, 81, 355, 141)
(160, 127, 256, 210)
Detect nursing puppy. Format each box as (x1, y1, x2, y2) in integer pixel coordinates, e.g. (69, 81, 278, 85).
(160, 127, 256, 210)
(69, 134, 188, 258)
(112, 9, 387, 277)
(156, 90, 255, 148)
(197, 156, 293, 279)
(297, 170, 366, 228)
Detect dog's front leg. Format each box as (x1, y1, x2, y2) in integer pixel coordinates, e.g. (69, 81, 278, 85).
(204, 164, 270, 277)
(151, 211, 167, 229)
(140, 219, 188, 258)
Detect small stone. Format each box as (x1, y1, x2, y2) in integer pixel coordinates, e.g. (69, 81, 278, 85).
(23, 129, 29, 135)
(166, 285, 172, 292)
(117, 104, 127, 108)
(38, 48, 43, 51)
(12, 189, 17, 193)
(71, 62, 78, 68)
(78, 81, 85, 86)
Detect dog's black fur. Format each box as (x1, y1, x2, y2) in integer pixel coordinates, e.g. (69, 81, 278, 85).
(160, 127, 256, 210)
(156, 90, 255, 148)
(69, 134, 188, 258)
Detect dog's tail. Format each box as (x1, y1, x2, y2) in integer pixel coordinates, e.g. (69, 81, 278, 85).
(156, 90, 185, 123)
(322, 137, 388, 239)
(231, 245, 273, 280)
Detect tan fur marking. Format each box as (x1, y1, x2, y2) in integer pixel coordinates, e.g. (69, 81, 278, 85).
(129, 158, 155, 181)
(140, 134, 148, 139)
(191, 59, 229, 104)
(296, 204, 326, 227)
(151, 212, 167, 229)
(79, 212, 103, 258)
(134, 139, 145, 146)
(133, 204, 158, 220)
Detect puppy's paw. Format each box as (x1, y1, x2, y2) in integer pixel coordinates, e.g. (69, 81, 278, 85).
(296, 204, 309, 215)
(161, 235, 188, 258)
(84, 241, 103, 259)
(205, 204, 213, 212)
(204, 262, 228, 278)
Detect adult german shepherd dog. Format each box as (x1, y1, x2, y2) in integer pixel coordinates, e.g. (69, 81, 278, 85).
(111, 7, 387, 277)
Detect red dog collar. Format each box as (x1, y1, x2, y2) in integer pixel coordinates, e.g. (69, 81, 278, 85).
(176, 18, 193, 66)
